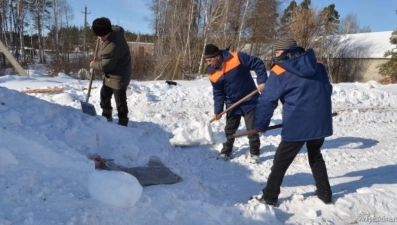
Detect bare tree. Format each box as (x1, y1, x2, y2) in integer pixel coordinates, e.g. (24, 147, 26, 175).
(150, 0, 227, 79)
(147, 0, 281, 79)
(49, 0, 73, 58)
(246, 0, 279, 59)
(0, 0, 9, 69)
(316, 4, 339, 60)
(29, 0, 52, 64)
(198, 0, 227, 74)
(278, 0, 340, 67)
(329, 36, 370, 82)
(0, 0, 28, 68)
(279, 0, 339, 49)
(339, 13, 359, 34)
(288, 6, 322, 48)
(339, 13, 371, 34)
(16, 0, 29, 63)
(359, 25, 371, 33)
(236, 0, 249, 48)
(277, 0, 375, 83)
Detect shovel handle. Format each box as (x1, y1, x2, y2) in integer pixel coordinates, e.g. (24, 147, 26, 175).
(229, 124, 282, 138)
(86, 39, 100, 102)
(209, 89, 259, 123)
(229, 112, 339, 138)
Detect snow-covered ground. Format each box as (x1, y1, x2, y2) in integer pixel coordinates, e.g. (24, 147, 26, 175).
(1, 68, 397, 224)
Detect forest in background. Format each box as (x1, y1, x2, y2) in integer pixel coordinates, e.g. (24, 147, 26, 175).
(2, 0, 395, 83)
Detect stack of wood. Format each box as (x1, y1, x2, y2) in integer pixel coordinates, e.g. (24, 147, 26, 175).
(21, 87, 63, 94)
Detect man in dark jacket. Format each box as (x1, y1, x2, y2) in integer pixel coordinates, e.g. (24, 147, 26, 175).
(254, 36, 333, 205)
(205, 44, 267, 163)
(90, 17, 132, 126)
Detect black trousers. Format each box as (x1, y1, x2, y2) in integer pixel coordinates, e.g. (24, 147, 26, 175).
(262, 138, 331, 202)
(100, 84, 128, 120)
(220, 109, 260, 156)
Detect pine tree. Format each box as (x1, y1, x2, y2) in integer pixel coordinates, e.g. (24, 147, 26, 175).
(278, 0, 298, 36)
(378, 30, 397, 83)
(320, 4, 339, 34)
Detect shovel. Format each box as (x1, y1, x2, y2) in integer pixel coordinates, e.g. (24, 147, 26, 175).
(230, 112, 339, 138)
(209, 89, 259, 123)
(80, 39, 100, 116)
(169, 89, 259, 147)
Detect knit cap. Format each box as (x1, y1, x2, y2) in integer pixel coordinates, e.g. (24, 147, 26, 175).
(204, 44, 220, 58)
(274, 36, 298, 50)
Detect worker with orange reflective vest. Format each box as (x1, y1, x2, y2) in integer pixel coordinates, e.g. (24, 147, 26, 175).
(254, 36, 333, 206)
(204, 44, 267, 163)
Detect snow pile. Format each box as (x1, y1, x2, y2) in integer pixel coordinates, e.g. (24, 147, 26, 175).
(169, 121, 227, 146)
(88, 170, 142, 207)
(0, 75, 397, 224)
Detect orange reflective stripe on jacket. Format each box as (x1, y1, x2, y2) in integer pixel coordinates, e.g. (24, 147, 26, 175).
(271, 62, 324, 76)
(271, 64, 286, 76)
(209, 52, 241, 83)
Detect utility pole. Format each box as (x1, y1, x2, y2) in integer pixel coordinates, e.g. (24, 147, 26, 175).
(81, 5, 91, 54)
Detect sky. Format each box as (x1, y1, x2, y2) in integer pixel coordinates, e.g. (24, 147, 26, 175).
(68, 0, 397, 35)
(1, 65, 397, 224)
(307, 0, 397, 32)
(69, 0, 153, 34)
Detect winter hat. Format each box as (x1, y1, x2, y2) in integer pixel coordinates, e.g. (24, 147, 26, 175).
(274, 36, 298, 50)
(92, 17, 112, 36)
(204, 44, 220, 58)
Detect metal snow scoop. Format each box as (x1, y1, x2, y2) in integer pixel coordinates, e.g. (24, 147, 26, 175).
(169, 89, 259, 147)
(80, 39, 100, 116)
(230, 112, 339, 138)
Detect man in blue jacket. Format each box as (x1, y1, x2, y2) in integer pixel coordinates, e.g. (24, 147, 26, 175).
(205, 44, 267, 163)
(254, 37, 333, 205)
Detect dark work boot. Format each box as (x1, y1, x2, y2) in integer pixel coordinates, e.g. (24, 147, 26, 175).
(118, 117, 129, 127)
(250, 147, 260, 156)
(102, 108, 113, 122)
(220, 141, 233, 155)
(257, 194, 278, 207)
(249, 147, 260, 164)
(315, 190, 332, 204)
(219, 141, 233, 160)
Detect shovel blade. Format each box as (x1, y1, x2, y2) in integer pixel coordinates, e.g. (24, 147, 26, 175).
(169, 122, 226, 147)
(80, 101, 97, 116)
(204, 123, 227, 145)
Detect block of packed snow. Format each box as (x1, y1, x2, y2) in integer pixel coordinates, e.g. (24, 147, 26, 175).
(88, 170, 142, 208)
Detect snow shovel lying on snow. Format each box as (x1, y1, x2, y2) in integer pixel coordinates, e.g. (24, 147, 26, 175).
(80, 39, 100, 116)
(88, 154, 182, 187)
(169, 89, 259, 147)
(230, 112, 339, 138)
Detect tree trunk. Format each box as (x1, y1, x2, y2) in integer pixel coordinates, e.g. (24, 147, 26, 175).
(237, 0, 250, 48)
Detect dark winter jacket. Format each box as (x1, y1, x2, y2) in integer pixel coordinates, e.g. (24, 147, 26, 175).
(208, 50, 267, 115)
(91, 26, 132, 90)
(254, 47, 333, 141)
